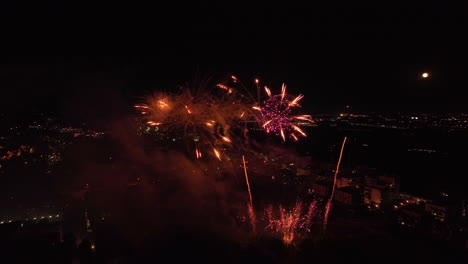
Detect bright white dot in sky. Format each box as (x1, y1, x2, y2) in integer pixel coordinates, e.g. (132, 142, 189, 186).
(422, 72, 429, 78)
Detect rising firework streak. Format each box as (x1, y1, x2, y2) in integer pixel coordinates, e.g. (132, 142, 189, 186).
(323, 137, 348, 232)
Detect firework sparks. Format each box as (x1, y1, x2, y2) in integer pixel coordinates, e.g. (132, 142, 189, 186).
(264, 86, 272, 97)
(134, 105, 149, 109)
(195, 148, 202, 159)
(255, 83, 313, 141)
(146, 121, 162, 126)
(184, 105, 192, 114)
(213, 148, 222, 161)
(323, 137, 348, 231)
(216, 84, 229, 90)
(280, 83, 286, 103)
(266, 201, 317, 246)
(288, 94, 304, 107)
(221, 136, 232, 143)
(252, 106, 261, 111)
(292, 125, 306, 137)
(294, 115, 313, 122)
(217, 84, 234, 94)
(280, 129, 286, 142)
(262, 120, 272, 128)
(291, 134, 298, 141)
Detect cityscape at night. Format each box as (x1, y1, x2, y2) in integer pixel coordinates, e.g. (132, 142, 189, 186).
(1, 2, 468, 264)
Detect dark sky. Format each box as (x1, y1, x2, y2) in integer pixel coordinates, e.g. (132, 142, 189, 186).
(1, 2, 468, 118)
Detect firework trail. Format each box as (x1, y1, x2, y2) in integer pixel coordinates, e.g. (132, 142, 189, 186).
(323, 136, 348, 232)
(242, 155, 256, 232)
(242, 155, 253, 207)
(253, 83, 314, 142)
(266, 200, 317, 246)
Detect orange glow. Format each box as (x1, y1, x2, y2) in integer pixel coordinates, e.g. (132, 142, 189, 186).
(221, 136, 232, 143)
(185, 105, 192, 114)
(283, 233, 294, 245)
(240, 112, 245, 118)
(280, 129, 285, 142)
(158, 100, 169, 108)
(255, 78, 259, 84)
(252, 106, 261, 111)
(231, 75, 238, 82)
(195, 149, 202, 159)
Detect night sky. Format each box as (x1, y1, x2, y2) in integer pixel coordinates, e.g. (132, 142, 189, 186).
(1, 2, 467, 118)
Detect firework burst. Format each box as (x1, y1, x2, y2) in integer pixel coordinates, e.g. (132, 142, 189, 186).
(135, 77, 250, 160)
(254, 83, 313, 141)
